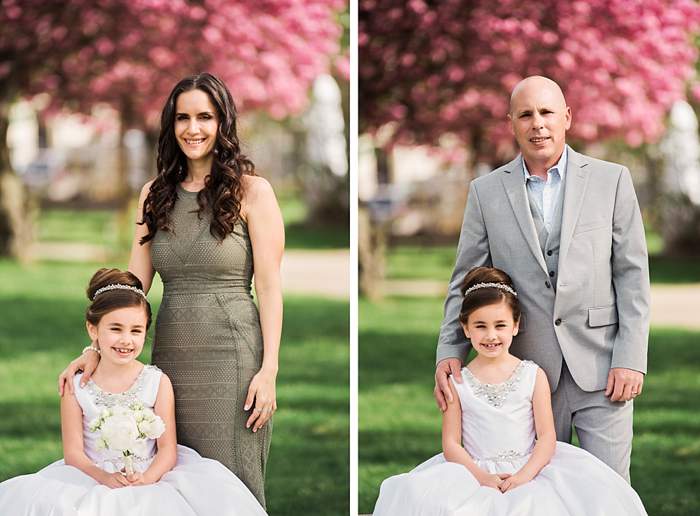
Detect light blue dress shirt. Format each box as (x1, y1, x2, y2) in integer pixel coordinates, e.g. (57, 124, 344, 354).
(522, 146, 568, 233)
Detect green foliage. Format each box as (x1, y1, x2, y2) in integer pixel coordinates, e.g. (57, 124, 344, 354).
(38, 192, 348, 253)
(0, 260, 349, 516)
(386, 245, 455, 282)
(386, 245, 700, 284)
(278, 191, 349, 250)
(359, 295, 700, 515)
(38, 210, 118, 246)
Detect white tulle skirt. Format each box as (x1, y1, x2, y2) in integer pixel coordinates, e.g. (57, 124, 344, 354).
(0, 445, 266, 516)
(373, 442, 647, 516)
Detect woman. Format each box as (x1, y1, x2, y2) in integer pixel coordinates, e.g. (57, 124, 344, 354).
(59, 72, 284, 508)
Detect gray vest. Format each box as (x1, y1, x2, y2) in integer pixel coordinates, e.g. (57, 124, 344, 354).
(525, 175, 566, 292)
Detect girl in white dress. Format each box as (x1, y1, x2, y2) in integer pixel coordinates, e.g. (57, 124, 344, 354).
(0, 268, 266, 516)
(373, 266, 647, 515)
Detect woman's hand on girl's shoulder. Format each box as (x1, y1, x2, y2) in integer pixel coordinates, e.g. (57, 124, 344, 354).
(58, 347, 100, 396)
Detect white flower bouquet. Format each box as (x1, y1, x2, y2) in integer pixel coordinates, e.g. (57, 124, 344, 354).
(88, 402, 166, 475)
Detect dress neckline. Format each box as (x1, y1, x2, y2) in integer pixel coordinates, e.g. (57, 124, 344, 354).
(174, 183, 249, 228)
(88, 364, 147, 395)
(462, 361, 530, 408)
(465, 360, 525, 386)
(177, 183, 202, 195)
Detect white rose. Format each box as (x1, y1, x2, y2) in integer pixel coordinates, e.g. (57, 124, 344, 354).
(138, 416, 166, 439)
(131, 439, 149, 458)
(101, 414, 139, 452)
(88, 417, 102, 432)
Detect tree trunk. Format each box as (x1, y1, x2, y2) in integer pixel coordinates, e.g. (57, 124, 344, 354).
(0, 100, 34, 260)
(358, 143, 392, 299)
(359, 203, 386, 300)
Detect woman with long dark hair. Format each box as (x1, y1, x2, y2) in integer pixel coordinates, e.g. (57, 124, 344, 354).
(59, 72, 284, 508)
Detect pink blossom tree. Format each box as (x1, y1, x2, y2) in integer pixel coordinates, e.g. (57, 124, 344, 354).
(358, 0, 700, 295)
(360, 0, 700, 163)
(0, 0, 344, 258)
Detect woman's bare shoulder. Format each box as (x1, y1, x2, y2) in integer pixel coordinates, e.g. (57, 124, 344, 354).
(241, 175, 276, 210)
(241, 174, 273, 196)
(138, 179, 156, 201)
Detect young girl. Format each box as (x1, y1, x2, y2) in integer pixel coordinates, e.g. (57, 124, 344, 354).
(373, 267, 647, 515)
(0, 268, 266, 515)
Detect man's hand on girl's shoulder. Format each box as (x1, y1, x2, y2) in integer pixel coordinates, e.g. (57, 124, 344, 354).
(434, 358, 464, 411)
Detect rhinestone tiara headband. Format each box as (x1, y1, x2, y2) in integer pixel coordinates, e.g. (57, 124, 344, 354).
(92, 284, 146, 301)
(463, 282, 518, 298)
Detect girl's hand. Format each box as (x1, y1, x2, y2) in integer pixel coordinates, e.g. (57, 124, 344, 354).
(499, 472, 530, 493)
(125, 472, 153, 486)
(98, 471, 131, 489)
(244, 368, 277, 433)
(477, 471, 510, 491)
(58, 344, 100, 396)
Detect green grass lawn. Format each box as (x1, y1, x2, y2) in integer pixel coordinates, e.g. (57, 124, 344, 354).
(359, 295, 700, 515)
(0, 259, 349, 516)
(386, 245, 700, 284)
(37, 187, 347, 254)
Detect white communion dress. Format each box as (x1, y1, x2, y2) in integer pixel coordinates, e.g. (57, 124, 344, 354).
(373, 360, 647, 515)
(0, 365, 267, 516)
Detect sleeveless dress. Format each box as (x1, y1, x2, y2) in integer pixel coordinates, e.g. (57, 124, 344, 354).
(149, 184, 270, 507)
(0, 365, 266, 515)
(373, 360, 648, 515)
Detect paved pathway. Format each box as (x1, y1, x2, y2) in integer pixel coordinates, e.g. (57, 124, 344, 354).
(281, 249, 348, 299)
(27, 243, 700, 324)
(31, 243, 349, 300)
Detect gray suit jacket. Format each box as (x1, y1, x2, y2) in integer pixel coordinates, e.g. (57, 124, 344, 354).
(437, 148, 650, 392)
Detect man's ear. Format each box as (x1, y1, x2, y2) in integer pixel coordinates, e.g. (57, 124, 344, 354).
(507, 113, 515, 136)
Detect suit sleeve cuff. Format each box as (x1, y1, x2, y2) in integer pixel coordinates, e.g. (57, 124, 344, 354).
(436, 342, 469, 366)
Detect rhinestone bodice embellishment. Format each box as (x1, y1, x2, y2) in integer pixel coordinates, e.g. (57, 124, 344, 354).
(478, 449, 531, 462)
(463, 360, 530, 408)
(84, 366, 151, 408)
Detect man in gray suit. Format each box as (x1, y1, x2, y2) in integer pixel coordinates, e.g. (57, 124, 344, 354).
(434, 76, 649, 482)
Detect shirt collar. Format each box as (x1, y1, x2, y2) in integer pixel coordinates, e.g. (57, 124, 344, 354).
(522, 145, 568, 182)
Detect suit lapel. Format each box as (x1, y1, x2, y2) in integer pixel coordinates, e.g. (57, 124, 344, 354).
(559, 148, 591, 267)
(501, 155, 549, 275)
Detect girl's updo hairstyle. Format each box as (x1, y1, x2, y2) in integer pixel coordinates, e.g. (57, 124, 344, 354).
(459, 266, 520, 325)
(86, 268, 152, 329)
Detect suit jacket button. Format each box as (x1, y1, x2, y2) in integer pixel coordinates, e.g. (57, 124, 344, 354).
(547, 250, 553, 256)
(549, 271, 555, 277)
(555, 318, 562, 326)
(545, 281, 551, 288)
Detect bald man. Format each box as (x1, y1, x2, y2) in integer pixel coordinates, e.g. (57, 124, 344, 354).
(434, 76, 650, 482)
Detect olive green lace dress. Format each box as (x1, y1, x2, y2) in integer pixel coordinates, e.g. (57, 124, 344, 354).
(150, 184, 271, 507)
